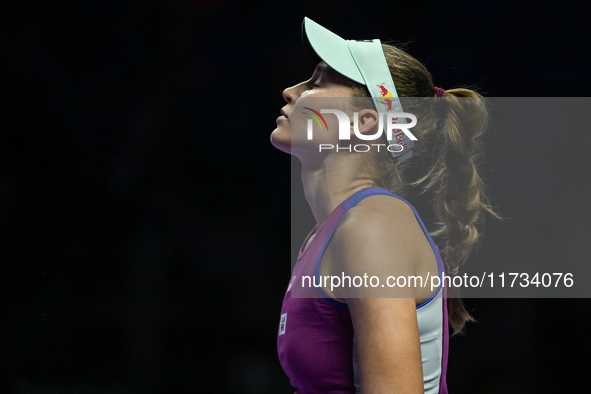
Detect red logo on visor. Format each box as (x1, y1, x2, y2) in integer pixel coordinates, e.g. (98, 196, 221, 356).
(377, 83, 394, 111)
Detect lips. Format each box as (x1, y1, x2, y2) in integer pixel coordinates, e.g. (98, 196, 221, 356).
(281, 109, 289, 119)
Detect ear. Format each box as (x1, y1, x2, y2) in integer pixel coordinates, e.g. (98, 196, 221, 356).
(349, 108, 380, 136)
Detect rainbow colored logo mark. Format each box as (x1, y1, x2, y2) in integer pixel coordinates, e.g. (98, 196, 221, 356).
(303, 107, 328, 131)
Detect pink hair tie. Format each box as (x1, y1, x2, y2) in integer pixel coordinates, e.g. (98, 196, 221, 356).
(434, 86, 446, 98)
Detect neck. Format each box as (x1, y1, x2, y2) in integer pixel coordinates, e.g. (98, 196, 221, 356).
(300, 154, 377, 229)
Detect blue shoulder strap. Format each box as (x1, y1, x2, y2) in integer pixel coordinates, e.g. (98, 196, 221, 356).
(342, 187, 395, 211)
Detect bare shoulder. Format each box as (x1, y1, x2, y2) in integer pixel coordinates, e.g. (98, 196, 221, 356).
(352, 194, 419, 228)
(323, 194, 430, 297)
(331, 194, 424, 262)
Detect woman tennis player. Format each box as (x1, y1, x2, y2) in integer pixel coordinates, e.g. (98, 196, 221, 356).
(272, 18, 498, 393)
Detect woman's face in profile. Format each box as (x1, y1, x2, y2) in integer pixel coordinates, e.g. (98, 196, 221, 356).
(271, 62, 356, 157)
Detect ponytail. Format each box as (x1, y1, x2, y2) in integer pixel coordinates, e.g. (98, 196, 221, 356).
(413, 88, 502, 334)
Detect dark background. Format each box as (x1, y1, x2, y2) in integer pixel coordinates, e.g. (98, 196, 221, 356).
(2, 0, 591, 393)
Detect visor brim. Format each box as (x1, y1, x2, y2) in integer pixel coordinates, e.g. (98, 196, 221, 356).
(301, 17, 365, 85)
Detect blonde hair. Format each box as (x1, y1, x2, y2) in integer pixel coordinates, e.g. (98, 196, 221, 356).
(349, 44, 501, 335)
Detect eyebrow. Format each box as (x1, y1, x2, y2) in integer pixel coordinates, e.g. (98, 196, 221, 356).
(315, 62, 339, 80)
(311, 63, 328, 79)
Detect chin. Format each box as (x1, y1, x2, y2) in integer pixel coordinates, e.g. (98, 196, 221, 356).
(270, 130, 292, 155)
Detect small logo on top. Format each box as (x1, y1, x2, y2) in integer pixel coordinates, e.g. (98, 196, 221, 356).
(278, 313, 287, 336)
(377, 83, 394, 111)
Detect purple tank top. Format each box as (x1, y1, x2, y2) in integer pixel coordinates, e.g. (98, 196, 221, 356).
(277, 187, 449, 393)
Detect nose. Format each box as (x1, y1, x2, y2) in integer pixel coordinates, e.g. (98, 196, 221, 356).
(282, 84, 300, 103)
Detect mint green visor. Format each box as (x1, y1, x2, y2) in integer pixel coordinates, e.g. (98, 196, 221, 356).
(302, 17, 415, 162)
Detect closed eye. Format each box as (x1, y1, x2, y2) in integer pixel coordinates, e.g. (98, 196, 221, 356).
(309, 78, 321, 89)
